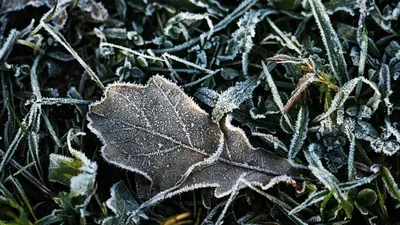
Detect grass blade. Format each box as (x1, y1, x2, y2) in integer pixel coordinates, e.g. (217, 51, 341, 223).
(308, 0, 349, 85)
(41, 22, 105, 89)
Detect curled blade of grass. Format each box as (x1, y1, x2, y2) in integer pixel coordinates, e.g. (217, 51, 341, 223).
(41, 22, 105, 89)
(308, 0, 349, 86)
(16, 39, 44, 54)
(314, 77, 381, 122)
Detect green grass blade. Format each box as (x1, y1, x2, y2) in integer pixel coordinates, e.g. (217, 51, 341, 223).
(308, 0, 349, 86)
(381, 166, 400, 202)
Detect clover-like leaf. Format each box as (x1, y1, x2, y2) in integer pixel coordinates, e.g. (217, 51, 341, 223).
(87, 75, 294, 199)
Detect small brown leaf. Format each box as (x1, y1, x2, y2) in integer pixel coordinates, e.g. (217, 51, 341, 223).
(87, 75, 295, 198)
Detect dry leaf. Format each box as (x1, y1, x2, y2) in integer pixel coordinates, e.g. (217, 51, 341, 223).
(87, 75, 294, 198)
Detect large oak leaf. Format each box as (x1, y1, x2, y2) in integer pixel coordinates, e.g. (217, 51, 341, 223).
(87, 75, 294, 198)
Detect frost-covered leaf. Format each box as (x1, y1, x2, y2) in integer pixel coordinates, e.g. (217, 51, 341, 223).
(195, 87, 220, 107)
(49, 130, 97, 192)
(386, 41, 400, 80)
(87, 76, 294, 199)
(77, 0, 108, 21)
(369, 2, 400, 34)
(308, 0, 349, 85)
(0, 0, 108, 22)
(48, 132, 97, 188)
(0, 0, 45, 14)
(48, 154, 83, 186)
(212, 76, 259, 122)
(102, 182, 148, 225)
(385, 119, 400, 144)
(220, 67, 239, 80)
(355, 121, 400, 156)
(44, 130, 98, 223)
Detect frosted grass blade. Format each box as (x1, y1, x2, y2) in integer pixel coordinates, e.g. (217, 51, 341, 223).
(288, 105, 309, 168)
(308, 0, 349, 86)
